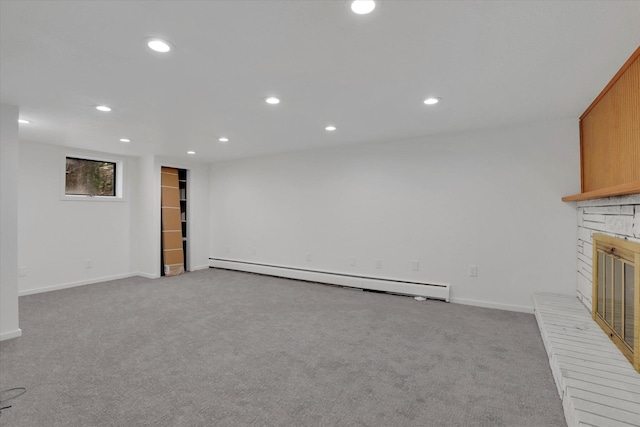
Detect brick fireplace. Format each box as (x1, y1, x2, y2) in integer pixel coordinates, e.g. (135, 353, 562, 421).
(576, 194, 640, 310)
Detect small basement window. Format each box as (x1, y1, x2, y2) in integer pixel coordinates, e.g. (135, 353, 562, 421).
(63, 155, 124, 200)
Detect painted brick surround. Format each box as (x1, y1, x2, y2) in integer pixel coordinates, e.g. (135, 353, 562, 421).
(576, 194, 640, 310)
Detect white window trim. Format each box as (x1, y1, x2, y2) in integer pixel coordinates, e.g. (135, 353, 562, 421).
(61, 152, 126, 201)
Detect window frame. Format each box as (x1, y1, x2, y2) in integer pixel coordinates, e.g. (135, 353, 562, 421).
(61, 152, 126, 201)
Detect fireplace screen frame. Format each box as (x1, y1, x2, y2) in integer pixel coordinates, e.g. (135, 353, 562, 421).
(592, 233, 640, 373)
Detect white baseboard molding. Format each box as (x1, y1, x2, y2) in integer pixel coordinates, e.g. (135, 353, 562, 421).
(0, 328, 22, 341)
(209, 258, 450, 302)
(136, 272, 161, 279)
(450, 297, 533, 314)
(19, 273, 138, 296)
(190, 265, 210, 272)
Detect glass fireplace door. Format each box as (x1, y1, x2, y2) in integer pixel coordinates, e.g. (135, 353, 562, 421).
(592, 233, 639, 373)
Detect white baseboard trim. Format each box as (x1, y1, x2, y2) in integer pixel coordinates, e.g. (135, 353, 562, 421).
(19, 273, 138, 296)
(0, 328, 22, 341)
(451, 297, 533, 314)
(190, 265, 209, 272)
(209, 258, 450, 302)
(136, 272, 161, 279)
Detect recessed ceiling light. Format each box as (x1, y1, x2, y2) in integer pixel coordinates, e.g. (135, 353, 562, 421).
(265, 97, 280, 105)
(120, 138, 131, 143)
(325, 125, 337, 131)
(95, 105, 112, 112)
(187, 151, 196, 155)
(18, 119, 30, 124)
(218, 137, 229, 143)
(424, 97, 441, 105)
(147, 38, 172, 53)
(351, 0, 376, 14)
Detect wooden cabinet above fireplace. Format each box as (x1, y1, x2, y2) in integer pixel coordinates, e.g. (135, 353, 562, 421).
(563, 46, 640, 202)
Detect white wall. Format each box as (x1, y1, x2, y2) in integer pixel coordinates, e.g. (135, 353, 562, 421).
(131, 155, 159, 278)
(183, 161, 212, 271)
(0, 104, 21, 340)
(574, 195, 640, 310)
(17, 141, 137, 294)
(17, 145, 211, 293)
(210, 119, 581, 312)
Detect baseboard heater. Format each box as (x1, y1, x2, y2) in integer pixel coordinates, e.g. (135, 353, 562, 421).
(209, 258, 450, 302)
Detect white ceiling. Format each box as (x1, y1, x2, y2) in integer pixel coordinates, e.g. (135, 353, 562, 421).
(2, 1, 639, 162)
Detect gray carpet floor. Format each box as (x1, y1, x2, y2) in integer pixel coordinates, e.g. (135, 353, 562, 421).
(0, 269, 566, 426)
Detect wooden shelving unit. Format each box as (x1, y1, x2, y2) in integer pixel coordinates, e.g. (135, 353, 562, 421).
(160, 167, 188, 277)
(178, 169, 188, 271)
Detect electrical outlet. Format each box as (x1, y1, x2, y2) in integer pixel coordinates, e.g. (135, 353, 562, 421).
(306, 253, 311, 262)
(412, 260, 419, 271)
(19, 267, 27, 277)
(350, 257, 356, 267)
(85, 260, 92, 269)
(469, 265, 477, 277)
(375, 259, 382, 269)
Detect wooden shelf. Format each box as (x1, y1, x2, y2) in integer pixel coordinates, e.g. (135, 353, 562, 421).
(562, 180, 640, 202)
